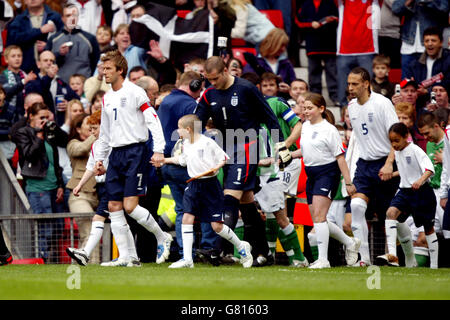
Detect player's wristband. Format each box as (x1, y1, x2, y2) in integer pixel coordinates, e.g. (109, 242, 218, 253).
(346, 183, 353, 186)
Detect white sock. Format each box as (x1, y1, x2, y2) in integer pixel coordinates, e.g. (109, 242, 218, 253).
(308, 231, 317, 247)
(327, 221, 353, 247)
(351, 198, 370, 263)
(425, 232, 439, 269)
(83, 220, 104, 257)
(314, 222, 329, 261)
(110, 210, 130, 260)
(126, 228, 138, 260)
(282, 223, 294, 236)
(129, 205, 166, 243)
(385, 219, 398, 256)
(397, 221, 415, 261)
(217, 224, 242, 250)
(182, 224, 194, 262)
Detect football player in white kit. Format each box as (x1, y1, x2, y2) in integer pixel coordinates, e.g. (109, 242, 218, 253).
(94, 50, 173, 266)
(300, 93, 360, 269)
(347, 67, 400, 266)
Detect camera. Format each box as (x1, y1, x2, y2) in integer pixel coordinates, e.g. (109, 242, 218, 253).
(45, 121, 57, 139)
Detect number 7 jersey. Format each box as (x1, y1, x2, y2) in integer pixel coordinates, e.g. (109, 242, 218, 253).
(348, 92, 398, 161)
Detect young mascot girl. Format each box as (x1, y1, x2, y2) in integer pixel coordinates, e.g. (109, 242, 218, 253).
(300, 93, 360, 269)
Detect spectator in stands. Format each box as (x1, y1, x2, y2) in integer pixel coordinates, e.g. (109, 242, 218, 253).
(184, 57, 206, 76)
(434, 107, 450, 129)
(89, 90, 105, 115)
(260, 72, 281, 98)
(229, 0, 275, 48)
(0, 85, 16, 164)
(288, 79, 308, 107)
(155, 83, 176, 109)
(243, 28, 296, 93)
(395, 101, 427, 151)
(335, 0, 380, 107)
(392, 78, 425, 115)
(67, 0, 103, 36)
(392, 0, 449, 79)
(371, 55, 396, 100)
(145, 39, 178, 87)
(404, 26, 450, 96)
(379, 0, 401, 69)
(25, 50, 79, 126)
(0, 0, 14, 56)
(96, 25, 114, 52)
(11, 102, 67, 262)
(296, 0, 339, 105)
(426, 82, 450, 111)
(69, 74, 89, 112)
(45, 3, 100, 84)
(6, 0, 63, 74)
(128, 65, 147, 83)
(66, 113, 99, 263)
(62, 99, 85, 133)
(113, 23, 147, 76)
(0, 45, 37, 121)
(10, 92, 44, 138)
(136, 75, 159, 106)
(227, 57, 243, 78)
(84, 58, 110, 103)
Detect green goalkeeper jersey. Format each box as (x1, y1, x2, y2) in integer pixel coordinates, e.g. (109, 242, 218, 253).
(265, 96, 300, 151)
(426, 139, 444, 189)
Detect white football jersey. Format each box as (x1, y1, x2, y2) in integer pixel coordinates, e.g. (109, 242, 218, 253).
(86, 140, 111, 183)
(348, 92, 398, 161)
(395, 142, 434, 188)
(178, 134, 229, 178)
(439, 125, 450, 198)
(95, 79, 165, 161)
(300, 119, 345, 167)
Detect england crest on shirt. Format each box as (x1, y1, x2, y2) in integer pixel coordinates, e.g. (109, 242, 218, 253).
(312, 132, 318, 139)
(231, 94, 238, 106)
(406, 156, 411, 164)
(368, 112, 374, 123)
(120, 97, 127, 108)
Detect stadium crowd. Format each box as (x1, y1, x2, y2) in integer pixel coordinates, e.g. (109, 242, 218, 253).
(0, 0, 449, 269)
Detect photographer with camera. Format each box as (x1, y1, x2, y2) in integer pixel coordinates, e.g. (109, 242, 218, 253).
(11, 102, 68, 262)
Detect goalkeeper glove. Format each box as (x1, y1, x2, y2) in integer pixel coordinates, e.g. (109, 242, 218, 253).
(275, 142, 292, 171)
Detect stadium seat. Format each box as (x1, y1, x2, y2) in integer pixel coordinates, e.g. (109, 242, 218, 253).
(176, 10, 191, 19)
(389, 68, 402, 84)
(260, 9, 284, 29)
(11, 258, 44, 264)
(1, 28, 7, 67)
(232, 47, 256, 67)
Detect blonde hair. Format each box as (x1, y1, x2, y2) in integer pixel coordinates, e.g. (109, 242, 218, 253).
(65, 99, 83, 123)
(259, 28, 289, 59)
(179, 114, 201, 132)
(3, 45, 22, 59)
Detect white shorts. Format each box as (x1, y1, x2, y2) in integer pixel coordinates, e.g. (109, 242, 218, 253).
(254, 175, 285, 214)
(276, 158, 302, 197)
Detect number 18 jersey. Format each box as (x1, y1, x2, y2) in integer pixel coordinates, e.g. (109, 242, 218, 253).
(348, 92, 398, 161)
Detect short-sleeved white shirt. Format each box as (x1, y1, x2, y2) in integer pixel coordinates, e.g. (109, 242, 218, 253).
(395, 142, 434, 188)
(348, 92, 398, 161)
(178, 135, 230, 178)
(300, 119, 345, 167)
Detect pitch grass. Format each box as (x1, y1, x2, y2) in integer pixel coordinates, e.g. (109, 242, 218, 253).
(0, 263, 449, 300)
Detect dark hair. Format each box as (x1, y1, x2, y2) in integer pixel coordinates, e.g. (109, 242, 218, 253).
(349, 67, 371, 94)
(291, 78, 309, 91)
(129, 66, 147, 76)
(28, 102, 49, 117)
(227, 57, 243, 70)
(261, 72, 281, 85)
(0, 84, 6, 97)
(91, 90, 106, 105)
(241, 72, 261, 86)
(423, 26, 443, 42)
(69, 113, 89, 141)
(433, 108, 450, 129)
(418, 112, 439, 129)
(389, 122, 409, 138)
